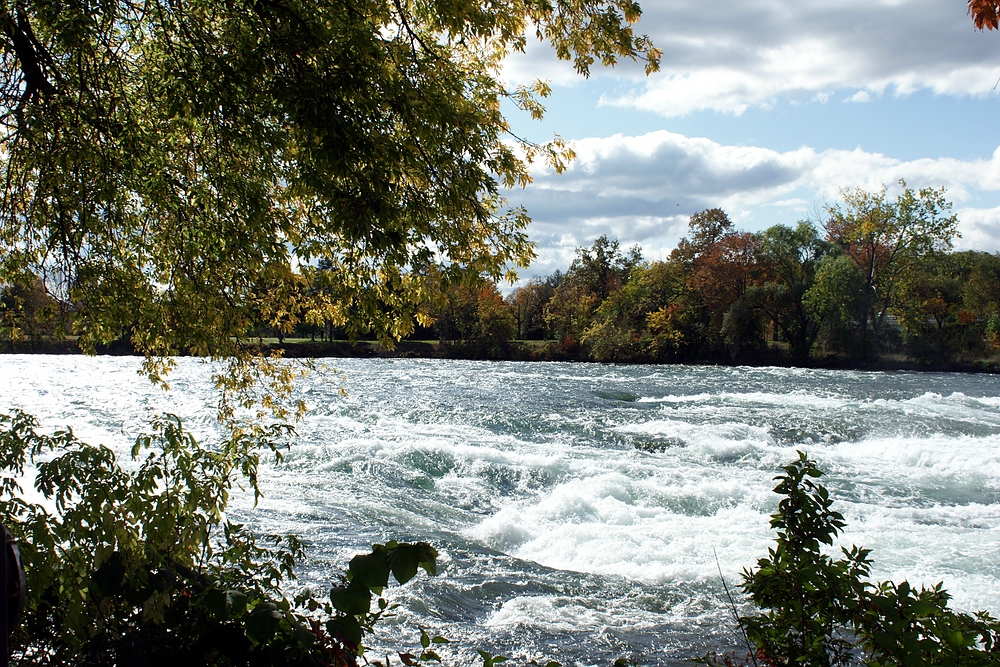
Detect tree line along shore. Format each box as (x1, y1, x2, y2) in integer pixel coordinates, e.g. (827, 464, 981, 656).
(5, 185, 1000, 374)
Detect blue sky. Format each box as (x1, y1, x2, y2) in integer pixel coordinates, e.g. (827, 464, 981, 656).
(501, 0, 1000, 279)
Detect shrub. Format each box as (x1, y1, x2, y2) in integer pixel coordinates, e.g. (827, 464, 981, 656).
(729, 452, 1000, 667)
(0, 411, 437, 666)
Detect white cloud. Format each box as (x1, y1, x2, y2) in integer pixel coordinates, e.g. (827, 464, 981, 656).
(848, 90, 872, 104)
(504, 0, 1000, 117)
(954, 205, 1000, 250)
(507, 130, 1000, 274)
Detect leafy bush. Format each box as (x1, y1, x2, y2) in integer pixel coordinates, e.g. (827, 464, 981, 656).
(739, 453, 873, 666)
(0, 411, 437, 666)
(726, 452, 1000, 667)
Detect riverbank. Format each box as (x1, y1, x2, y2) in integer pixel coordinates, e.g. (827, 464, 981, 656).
(5, 336, 1000, 374)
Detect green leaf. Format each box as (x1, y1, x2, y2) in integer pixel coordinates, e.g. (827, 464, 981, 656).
(389, 542, 439, 584)
(90, 551, 126, 595)
(206, 589, 249, 618)
(330, 583, 372, 616)
(245, 602, 283, 645)
(327, 615, 363, 647)
(351, 548, 391, 592)
(293, 622, 317, 648)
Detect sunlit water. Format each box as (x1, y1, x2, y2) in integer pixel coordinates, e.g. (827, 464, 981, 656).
(3, 356, 1000, 665)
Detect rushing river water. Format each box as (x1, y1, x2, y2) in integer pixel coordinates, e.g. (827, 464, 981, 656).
(4, 356, 1000, 664)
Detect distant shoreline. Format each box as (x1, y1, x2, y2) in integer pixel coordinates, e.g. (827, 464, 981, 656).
(4, 338, 999, 375)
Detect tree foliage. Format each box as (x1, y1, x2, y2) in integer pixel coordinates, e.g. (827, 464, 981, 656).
(506, 278, 554, 340)
(432, 280, 516, 357)
(970, 0, 1000, 30)
(824, 182, 959, 360)
(672, 208, 735, 266)
(0, 0, 660, 415)
(741, 453, 871, 666)
(755, 222, 829, 362)
(462, 187, 991, 366)
(0, 410, 439, 666)
(568, 234, 643, 302)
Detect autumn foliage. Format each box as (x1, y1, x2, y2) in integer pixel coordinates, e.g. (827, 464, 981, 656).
(970, 0, 1000, 30)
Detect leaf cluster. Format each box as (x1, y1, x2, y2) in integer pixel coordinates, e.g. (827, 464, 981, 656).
(0, 0, 659, 420)
(734, 452, 1000, 667)
(0, 410, 439, 666)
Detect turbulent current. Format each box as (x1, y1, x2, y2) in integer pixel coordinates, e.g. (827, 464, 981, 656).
(4, 356, 1000, 664)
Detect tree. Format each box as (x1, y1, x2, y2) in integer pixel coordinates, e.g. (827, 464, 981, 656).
(754, 222, 830, 362)
(582, 258, 687, 361)
(896, 255, 965, 362)
(671, 208, 734, 267)
(893, 250, 1000, 361)
(568, 235, 643, 302)
(670, 208, 759, 359)
(0, 0, 660, 419)
(581, 318, 643, 361)
(0, 273, 62, 344)
(823, 182, 959, 361)
(543, 282, 597, 350)
(0, 1, 661, 662)
(689, 231, 764, 359)
(957, 251, 1000, 354)
(803, 254, 867, 357)
(433, 280, 515, 357)
(506, 278, 554, 340)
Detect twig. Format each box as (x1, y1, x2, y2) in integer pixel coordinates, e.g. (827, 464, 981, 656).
(714, 548, 758, 667)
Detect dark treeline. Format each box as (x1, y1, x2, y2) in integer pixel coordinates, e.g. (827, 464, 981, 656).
(5, 184, 1000, 367)
(421, 184, 1000, 366)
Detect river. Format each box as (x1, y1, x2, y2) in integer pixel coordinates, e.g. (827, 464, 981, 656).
(3, 356, 1000, 665)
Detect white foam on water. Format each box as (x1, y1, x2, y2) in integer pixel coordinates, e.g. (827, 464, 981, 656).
(466, 466, 778, 585)
(616, 418, 777, 459)
(823, 433, 1000, 488)
(887, 392, 1000, 425)
(5, 356, 1000, 655)
(483, 590, 722, 634)
(975, 395, 1000, 408)
(638, 391, 849, 411)
(485, 596, 614, 631)
(834, 501, 1000, 614)
(637, 393, 715, 404)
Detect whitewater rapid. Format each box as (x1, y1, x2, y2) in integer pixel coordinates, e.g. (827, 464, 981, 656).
(3, 356, 999, 664)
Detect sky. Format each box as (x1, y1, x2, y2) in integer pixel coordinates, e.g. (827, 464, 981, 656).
(500, 0, 1000, 280)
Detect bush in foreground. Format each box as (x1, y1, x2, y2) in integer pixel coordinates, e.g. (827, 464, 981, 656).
(713, 452, 1000, 667)
(0, 411, 438, 666)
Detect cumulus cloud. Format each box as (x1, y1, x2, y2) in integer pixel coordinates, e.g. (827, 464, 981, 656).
(507, 131, 1000, 276)
(503, 0, 1000, 117)
(954, 206, 1000, 251)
